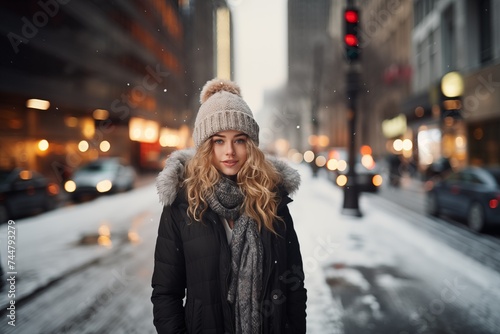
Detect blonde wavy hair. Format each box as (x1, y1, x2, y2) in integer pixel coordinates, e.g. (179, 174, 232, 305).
(184, 138, 283, 233)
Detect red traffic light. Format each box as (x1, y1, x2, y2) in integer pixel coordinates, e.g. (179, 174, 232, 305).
(344, 10, 358, 23)
(344, 34, 358, 47)
(343, 7, 360, 61)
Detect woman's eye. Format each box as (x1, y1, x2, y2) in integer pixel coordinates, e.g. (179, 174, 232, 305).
(235, 138, 246, 144)
(213, 139, 223, 144)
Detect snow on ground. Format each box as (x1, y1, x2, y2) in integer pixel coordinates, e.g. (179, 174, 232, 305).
(2, 160, 500, 333)
(288, 162, 500, 333)
(0, 183, 162, 308)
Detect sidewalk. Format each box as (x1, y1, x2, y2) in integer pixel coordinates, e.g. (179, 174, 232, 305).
(291, 163, 500, 333)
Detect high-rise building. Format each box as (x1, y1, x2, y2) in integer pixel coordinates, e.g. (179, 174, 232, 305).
(286, 0, 332, 151)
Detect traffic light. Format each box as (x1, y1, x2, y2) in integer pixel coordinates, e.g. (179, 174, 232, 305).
(343, 8, 360, 61)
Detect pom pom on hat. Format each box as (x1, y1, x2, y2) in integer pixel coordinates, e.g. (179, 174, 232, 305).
(200, 78, 242, 104)
(193, 78, 259, 148)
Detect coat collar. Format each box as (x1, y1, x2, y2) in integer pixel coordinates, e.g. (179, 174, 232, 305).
(156, 149, 301, 206)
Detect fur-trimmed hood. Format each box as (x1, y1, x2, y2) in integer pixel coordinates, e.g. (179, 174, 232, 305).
(156, 149, 301, 206)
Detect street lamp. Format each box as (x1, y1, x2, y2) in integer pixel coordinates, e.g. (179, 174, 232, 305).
(440, 71, 464, 119)
(441, 71, 464, 98)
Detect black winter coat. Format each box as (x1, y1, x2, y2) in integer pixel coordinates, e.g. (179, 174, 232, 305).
(151, 149, 307, 334)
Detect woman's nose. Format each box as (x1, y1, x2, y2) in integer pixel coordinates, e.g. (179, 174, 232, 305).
(225, 143, 235, 155)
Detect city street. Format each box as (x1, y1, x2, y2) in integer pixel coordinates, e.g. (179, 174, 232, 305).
(1, 163, 500, 333)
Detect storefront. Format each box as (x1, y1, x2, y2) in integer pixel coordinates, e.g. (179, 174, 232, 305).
(462, 64, 500, 166)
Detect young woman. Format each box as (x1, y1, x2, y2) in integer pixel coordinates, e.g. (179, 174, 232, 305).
(152, 78, 307, 334)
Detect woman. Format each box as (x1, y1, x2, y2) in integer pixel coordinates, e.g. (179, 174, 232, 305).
(152, 78, 307, 334)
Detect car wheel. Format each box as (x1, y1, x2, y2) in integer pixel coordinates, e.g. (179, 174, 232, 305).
(426, 193, 439, 217)
(467, 202, 485, 233)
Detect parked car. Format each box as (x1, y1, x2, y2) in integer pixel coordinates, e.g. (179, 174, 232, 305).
(426, 166, 500, 232)
(64, 158, 136, 202)
(323, 147, 383, 193)
(0, 168, 60, 223)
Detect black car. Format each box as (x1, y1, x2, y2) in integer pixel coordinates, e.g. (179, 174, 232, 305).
(426, 166, 500, 232)
(0, 168, 60, 223)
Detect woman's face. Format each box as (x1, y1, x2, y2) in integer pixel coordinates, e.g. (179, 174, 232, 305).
(211, 130, 248, 176)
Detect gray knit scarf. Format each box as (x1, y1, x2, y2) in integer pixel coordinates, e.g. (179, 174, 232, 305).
(206, 176, 263, 334)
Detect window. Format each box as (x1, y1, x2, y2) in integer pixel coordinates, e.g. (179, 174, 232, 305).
(441, 5, 456, 72)
(478, 0, 492, 63)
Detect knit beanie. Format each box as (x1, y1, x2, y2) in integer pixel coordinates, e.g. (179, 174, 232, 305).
(192, 78, 259, 148)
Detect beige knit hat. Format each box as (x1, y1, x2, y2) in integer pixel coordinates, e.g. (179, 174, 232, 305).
(192, 78, 259, 148)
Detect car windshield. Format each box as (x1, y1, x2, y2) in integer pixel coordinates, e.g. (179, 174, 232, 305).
(488, 170, 500, 186)
(79, 161, 117, 172)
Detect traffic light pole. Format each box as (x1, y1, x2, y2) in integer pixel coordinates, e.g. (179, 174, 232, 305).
(342, 67, 362, 217)
(341, 0, 362, 217)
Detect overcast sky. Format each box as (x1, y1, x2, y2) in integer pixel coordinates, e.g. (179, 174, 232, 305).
(230, 0, 287, 114)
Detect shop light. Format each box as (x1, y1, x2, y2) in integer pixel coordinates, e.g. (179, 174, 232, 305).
(93, 109, 109, 120)
(318, 135, 330, 147)
(78, 140, 89, 152)
(160, 129, 180, 147)
(327, 159, 339, 171)
(129, 117, 159, 143)
(38, 139, 49, 151)
(26, 99, 50, 110)
(315, 155, 327, 167)
(290, 152, 303, 164)
(65, 116, 78, 128)
(303, 150, 315, 163)
(393, 139, 403, 151)
(100, 140, 111, 152)
(402, 139, 413, 151)
(337, 160, 348, 172)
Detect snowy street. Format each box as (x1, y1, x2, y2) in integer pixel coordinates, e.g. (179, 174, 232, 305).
(1, 162, 500, 333)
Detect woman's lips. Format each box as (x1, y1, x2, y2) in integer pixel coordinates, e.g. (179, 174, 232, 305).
(222, 160, 237, 167)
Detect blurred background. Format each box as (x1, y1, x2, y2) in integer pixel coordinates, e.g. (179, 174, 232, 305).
(1, 0, 499, 194)
(1, 0, 500, 333)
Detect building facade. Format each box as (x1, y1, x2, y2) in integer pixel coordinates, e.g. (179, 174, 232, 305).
(405, 0, 500, 170)
(0, 0, 232, 183)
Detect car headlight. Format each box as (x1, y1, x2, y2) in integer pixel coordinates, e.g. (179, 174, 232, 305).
(96, 180, 113, 193)
(64, 180, 76, 193)
(372, 175, 383, 187)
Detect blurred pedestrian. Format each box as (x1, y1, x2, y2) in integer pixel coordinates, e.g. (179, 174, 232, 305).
(387, 153, 402, 187)
(151, 78, 307, 334)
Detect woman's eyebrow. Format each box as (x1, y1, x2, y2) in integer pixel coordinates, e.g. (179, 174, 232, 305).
(212, 133, 247, 138)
